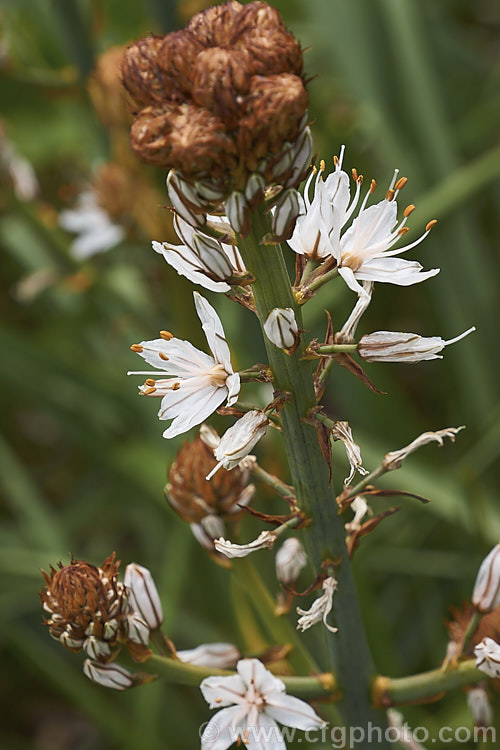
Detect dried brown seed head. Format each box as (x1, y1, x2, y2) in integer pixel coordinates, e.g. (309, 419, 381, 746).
(234, 26, 303, 77)
(191, 47, 252, 123)
(122, 35, 170, 108)
(187, 1, 244, 46)
(157, 30, 205, 99)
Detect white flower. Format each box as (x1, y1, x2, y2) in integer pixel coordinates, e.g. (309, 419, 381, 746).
(472, 544, 500, 613)
(128, 292, 240, 439)
(59, 190, 125, 259)
(83, 659, 135, 690)
(124, 563, 163, 630)
(125, 612, 150, 646)
(289, 147, 440, 295)
(335, 281, 373, 343)
(330, 421, 368, 485)
(382, 426, 464, 471)
(467, 687, 493, 729)
(275, 538, 308, 585)
(153, 214, 245, 293)
(200, 658, 325, 750)
(296, 577, 338, 633)
(263, 308, 299, 350)
(358, 327, 476, 363)
(178, 643, 240, 669)
(474, 637, 500, 678)
(214, 530, 277, 559)
(206, 411, 269, 480)
(344, 497, 372, 534)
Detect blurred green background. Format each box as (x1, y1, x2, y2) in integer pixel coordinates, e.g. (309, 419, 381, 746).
(1, 0, 499, 747)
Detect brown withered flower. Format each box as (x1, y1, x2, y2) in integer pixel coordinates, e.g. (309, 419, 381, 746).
(165, 434, 255, 561)
(122, 0, 311, 231)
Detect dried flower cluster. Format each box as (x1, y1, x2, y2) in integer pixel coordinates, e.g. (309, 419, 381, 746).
(122, 1, 310, 218)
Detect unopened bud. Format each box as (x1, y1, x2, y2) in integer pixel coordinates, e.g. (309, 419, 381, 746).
(84, 636, 112, 661)
(244, 173, 266, 208)
(83, 659, 135, 690)
(358, 328, 475, 363)
(474, 637, 500, 678)
(275, 538, 307, 585)
(264, 308, 298, 350)
(467, 687, 493, 729)
(126, 612, 150, 646)
(472, 544, 500, 613)
(225, 191, 250, 235)
(122, 35, 168, 108)
(124, 564, 163, 630)
(177, 642, 241, 669)
(206, 411, 269, 478)
(271, 188, 301, 240)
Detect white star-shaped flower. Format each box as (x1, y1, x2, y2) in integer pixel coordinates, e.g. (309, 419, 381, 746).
(128, 292, 240, 439)
(200, 658, 325, 750)
(60, 190, 125, 259)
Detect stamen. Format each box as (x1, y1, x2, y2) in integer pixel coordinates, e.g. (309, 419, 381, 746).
(145, 379, 156, 386)
(215, 697, 222, 703)
(337, 144, 346, 169)
(352, 168, 358, 181)
(130, 344, 143, 353)
(385, 188, 396, 201)
(171, 382, 181, 391)
(369, 179, 376, 194)
(394, 176, 407, 191)
(444, 326, 476, 346)
(160, 330, 173, 341)
(319, 159, 326, 172)
(404, 204, 415, 217)
(388, 168, 400, 190)
(333, 155, 339, 167)
(397, 226, 410, 236)
(144, 386, 156, 395)
(159, 352, 169, 361)
(426, 219, 438, 231)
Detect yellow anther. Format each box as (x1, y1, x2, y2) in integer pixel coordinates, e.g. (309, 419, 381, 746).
(160, 330, 173, 341)
(215, 697, 222, 703)
(145, 379, 156, 387)
(403, 204, 415, 217)
(130, 344, 143, 353)
(352, 168, 358, 181)
(426, 219, 438, 231)
(385, 188, 395, 201)
(369, 179, 376, 193)
(159, 352, 169, 361)
(333, 154, 339, 166)
(312, 164, 317, 175)
(398, 226, 410, 236)
(171, 382, 181, 391)
(144, 387, 156, 395)
(319, 159, 326, 172)
(394, 176, 407, 190)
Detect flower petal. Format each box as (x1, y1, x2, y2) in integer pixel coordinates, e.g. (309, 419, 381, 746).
(354, 257, 440, 286)
(159, 381, 228, 439)
(245, 713, 285, 750)
(136, 338, 215, 375)
(264, 692, 326, 730)
(200, 675, 247, 708)
(236, 658, 286, 695)
(153, 241, 230, 293)
(201, 705, 249, 750)
(193, 293, 234, 374)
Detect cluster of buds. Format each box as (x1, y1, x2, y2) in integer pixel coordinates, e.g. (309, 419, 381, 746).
(40, 554, 163, 689)
(165, 434, 255, 560)
(122, 1, 311, 236)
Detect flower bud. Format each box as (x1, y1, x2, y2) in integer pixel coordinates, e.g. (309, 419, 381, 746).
(474, 637, 500, 678)
(186, 1, 244, 47)
(84, 636, 112, 661)
(157, 30, 204, 100)
(275, 538, 307, 585)
(467, 687, 493, 729)
(177, 642, 241, 669)
(358, 328, 475, 363)
(124, 563, 163, 630)
(225, 191, 250, 236)
(263, 308, 298, 349)
(472, 544, 500, 613)
(206, 411, 269, 479)
(191, 48, 252, 125)
(83, 659, 135, 690)
(271, 188, 301, 241)
(125, 612, 150, 646)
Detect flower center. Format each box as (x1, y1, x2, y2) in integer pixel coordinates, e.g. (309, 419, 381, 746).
(208, 363, 229, 387)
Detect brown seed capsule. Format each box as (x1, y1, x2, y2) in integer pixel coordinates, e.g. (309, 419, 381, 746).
(40, 554, 128, 651)
(191, 47, 252, 124)
(186, 1, 244, 47)
(157, 30, 205, 100)
(233, 27, 302, 77)
(121, 35, 169, 108)
(238, 74, 308, 165)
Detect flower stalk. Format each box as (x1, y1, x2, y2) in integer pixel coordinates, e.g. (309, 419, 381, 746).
(237, 205, 390, 740)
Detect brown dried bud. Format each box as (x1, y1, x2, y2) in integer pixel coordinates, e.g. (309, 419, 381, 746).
(122, 35, 169, 108)
(233, 1, 285, 33)
(88, 46, 131, 127)
(166, 436, 253, 525)
(40, 554, 128, 652)
(157, 30, 205, 99)
(236, 27, 303, 77)
(187, 1, 244, 47)
(238, 74, 308, 167)
(130, 102, 237, 178)
(192, 47, 251, 124)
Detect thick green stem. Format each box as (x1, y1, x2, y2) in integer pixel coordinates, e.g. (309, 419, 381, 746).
(315, 344, 358, 355)
(237, 207, 389, 744)
(380, 660, 484, 705)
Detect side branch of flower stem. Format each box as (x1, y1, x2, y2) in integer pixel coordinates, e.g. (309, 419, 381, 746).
(375, 660, 485, 707)
(250, 462, 296, 501)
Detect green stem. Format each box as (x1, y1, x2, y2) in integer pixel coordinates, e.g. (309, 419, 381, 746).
(315, 344, 358, 355)
(238, 207, 389, 742)
(250, 462, 295, 500)
(297, 266, 339, 301)
(380, 660, 484, 706)
(148, 654, 334, 700)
